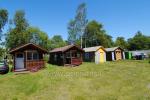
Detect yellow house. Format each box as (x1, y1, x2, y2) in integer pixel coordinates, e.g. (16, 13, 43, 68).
(83, 46, 106, 64)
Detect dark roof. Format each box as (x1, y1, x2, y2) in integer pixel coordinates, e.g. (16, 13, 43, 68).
(105, 47, 124, 52)
(50, 45, 84, 53)
(9, 43, 48, 54)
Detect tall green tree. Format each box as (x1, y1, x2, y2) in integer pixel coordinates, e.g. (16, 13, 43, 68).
(67, 20, 77, 44)
(0, 9, 8, 40)
(75, 3, 88, 48)
(0, 48, 5, 60)
(26, 27, 49, 49)
(6, 10, 29, 49)
(115, 37, 127, 49)
(67, 3, 88, 48)
(127, 31, 150, 50)
(51, 35, 67, 49)
(14, 10, 28, 31)
(6, 10, 51, 50)
(83, 20, 113, 48)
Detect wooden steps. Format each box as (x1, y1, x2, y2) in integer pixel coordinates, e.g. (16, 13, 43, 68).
(14, 71, 30, 75)
(15, 69, 27, 72)
(64, 64, 77, 67)
(14, 69, 30, 75)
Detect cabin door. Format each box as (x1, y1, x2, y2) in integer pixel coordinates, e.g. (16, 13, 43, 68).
(100, 52, 104, 63)
(15, 53, 24, 69)
(116, 51, 122, 60)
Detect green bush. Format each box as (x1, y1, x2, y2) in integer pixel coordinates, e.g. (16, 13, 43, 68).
(43, 54, 49, 63)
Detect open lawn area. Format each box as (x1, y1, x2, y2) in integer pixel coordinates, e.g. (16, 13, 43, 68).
(0, 60, 150, 100)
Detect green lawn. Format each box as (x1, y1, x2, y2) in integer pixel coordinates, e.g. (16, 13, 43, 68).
(0, 60, 150, 100)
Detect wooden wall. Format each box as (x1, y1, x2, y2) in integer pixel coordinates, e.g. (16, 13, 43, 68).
(25, 60, 45, 71)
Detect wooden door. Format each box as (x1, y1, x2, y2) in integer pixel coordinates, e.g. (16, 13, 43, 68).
(116, 51, 122, 60)
(15, 53, 24, 69)
(100, 52, 104, 62)
(99, 48, 105, 63)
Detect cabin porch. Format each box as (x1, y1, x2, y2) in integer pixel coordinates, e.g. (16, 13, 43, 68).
(63, 50, 82, 66)
(14, 50, 45, 71)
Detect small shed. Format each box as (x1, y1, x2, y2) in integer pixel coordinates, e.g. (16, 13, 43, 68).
(9, 43, 48, 71)
(125, 51, 132, 59)
(49, 45, 84, 66)
(105, 47, 124, 61)
(83, 46, 106, 64)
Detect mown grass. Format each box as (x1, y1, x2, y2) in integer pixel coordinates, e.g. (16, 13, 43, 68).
(0, 60, 150, 100)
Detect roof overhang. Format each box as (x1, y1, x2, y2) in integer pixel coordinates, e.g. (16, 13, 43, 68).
(50, 45, 84, 53)
(84, 46, 106, 52)
(9, 43, 48, 54)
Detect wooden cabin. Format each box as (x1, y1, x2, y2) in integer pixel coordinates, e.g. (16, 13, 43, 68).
(105, 47, 124, 61)
(83, 46, 106, 64)
(49, 45, 84, 66)
(9, 43, 48, 72)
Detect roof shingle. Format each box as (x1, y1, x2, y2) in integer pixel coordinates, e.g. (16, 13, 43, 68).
(83, 46, 104, 52)
(50, 45, 83, 53)
(105, 47, 123, 52)
(9, 43, 48, 54)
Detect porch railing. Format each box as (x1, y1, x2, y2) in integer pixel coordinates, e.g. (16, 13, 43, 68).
(71, 58, 82, 65)
(25, 60, 45, 71)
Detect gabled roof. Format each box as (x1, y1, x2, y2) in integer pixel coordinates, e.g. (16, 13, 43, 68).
(83, 46, 105, 52)
(9, 43, 48, 54)
(105, 47, 123, 52)
(50, 45, 84, 53)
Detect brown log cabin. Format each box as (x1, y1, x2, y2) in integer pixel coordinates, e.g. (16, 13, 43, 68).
(9, 43, 48, 72)
(49, 45, 84, 66)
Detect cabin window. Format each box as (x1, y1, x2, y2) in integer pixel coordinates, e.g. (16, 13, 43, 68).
(60, 53, 63, 58)
(27, 51, 39, 60)
(33, 52, 39, 60)
(27, 52, 32, 60)
(72, 52, 77, 57)
(66, 52, 71, 58)
(54, 54, 57, 61)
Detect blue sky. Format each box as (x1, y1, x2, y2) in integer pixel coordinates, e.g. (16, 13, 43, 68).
(0, 0, 150, 40)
